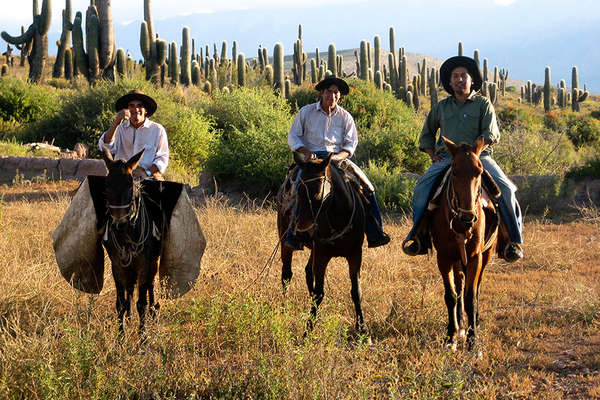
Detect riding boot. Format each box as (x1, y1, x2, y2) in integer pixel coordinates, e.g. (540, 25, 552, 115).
(402, 211, 432, 256)
(364, 192, 391, 248)
(496, 217, 523, 262)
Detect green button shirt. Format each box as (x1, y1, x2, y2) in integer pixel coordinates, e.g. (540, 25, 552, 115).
(419, 92, 500, 155)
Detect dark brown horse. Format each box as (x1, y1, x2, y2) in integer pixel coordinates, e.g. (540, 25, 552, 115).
(100, 148, 161, 334)
(54, 148, 205, 336)
(432, 136, 500, 352)
(277, 152, 368, 336)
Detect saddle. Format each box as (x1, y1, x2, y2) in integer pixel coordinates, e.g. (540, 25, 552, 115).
(424, 167, 501, 252)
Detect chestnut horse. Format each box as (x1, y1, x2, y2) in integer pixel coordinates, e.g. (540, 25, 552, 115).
(432, 136, 500, 351)
(277, 152, 368, 335)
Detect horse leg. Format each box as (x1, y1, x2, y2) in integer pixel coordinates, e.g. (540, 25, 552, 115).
(347, 250, 368, 337)
(438, 258, 459, 350)
(453, 267, 466, 340)
(465, 255, 483, 351)
(281, 245, 294, 293)
(147, 257, 159, 319)
(114, 278, 126, 336)
(305, 253, 314, 296)
(306, 252, 330, 332)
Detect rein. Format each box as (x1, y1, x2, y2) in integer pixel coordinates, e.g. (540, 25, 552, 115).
(293, 166, 356, 244)
(104, 181, 153, 267)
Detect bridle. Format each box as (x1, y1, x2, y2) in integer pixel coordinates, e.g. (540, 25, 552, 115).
(446, 170, 481, 235)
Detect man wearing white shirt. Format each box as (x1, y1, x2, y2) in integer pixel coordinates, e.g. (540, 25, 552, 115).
(285, 76, 390, 249)
(99, 90, 169, 180)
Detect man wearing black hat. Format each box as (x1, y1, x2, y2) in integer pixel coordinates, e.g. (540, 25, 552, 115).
(99, 90, 169, 179)
(284, 76, 391, 249)
(402, 56, 523, 262)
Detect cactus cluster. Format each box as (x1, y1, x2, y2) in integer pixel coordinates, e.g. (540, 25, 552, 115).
(72, 0, 117, 84)
(140, 0, 167, 82)
(292, 25, 307, 85)
(52, 0, 72, 78)
(571, 66, 589, 112)
(1, 0, 51, 83)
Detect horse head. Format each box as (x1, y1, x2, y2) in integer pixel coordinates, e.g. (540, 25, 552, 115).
(443, 136, 485, 232)
(102, 146, 144, 223)
(292, 151, 333, 236)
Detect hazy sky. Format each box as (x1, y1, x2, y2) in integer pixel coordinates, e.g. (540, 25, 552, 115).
(1, 0, 599, 91)
(0, 0, 563, 28)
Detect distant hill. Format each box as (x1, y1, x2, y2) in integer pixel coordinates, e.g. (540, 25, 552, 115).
(8, 1, 597, 93)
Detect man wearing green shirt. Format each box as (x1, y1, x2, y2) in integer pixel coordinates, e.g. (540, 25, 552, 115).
(402, 56, 523, 262)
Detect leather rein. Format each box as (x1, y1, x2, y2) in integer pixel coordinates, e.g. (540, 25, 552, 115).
(293, 169, 357, 245)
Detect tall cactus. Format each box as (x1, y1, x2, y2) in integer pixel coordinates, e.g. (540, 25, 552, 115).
(292, 25, 306, 85)
(458, 41, 463, 56)
(571, 66, 589, 112)
(116, 47, 126, 78)
(389, 27, 396, 61)
(473, 49, 480, 69)
(168, 41, 179, 84)
(373, 35, 381, 74)
(180, 26, 191, 86)
(140, 0, 166, 82)
(543, 66, 551, 113)
(1, 0, 51, 83)
(327, 43, 337, 77)
(359, 40, 368, 80)
(72, 1, 117, 84)
(237, 53, 245, 87)
(64, 47, 73, 79)
(273, 42, 284, 96)
(53, 0, 72, 78)
(429, 67, 438, 108)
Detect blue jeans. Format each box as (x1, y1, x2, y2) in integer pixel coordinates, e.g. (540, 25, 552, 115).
(406, 153, 523, 244)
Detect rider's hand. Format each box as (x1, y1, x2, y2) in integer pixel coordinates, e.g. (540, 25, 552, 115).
(425, 148, 443, 163)
(299, 148, 315, 162)
(114, 109, 130, 126)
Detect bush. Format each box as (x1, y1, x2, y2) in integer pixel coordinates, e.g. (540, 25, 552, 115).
(493, 126, 577, 176)
(18, 77, 214, 172)
(341, 79, 428, 173)
(204, 87, 293, 194)
(565, 157, 600, 181)
(565, 115, 600, 149)
(0, 77, 59, 132)
(363, 161, 417, 213)
(287, 84, 319, 113)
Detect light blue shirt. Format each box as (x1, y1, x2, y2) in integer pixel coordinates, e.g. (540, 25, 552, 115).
(287, 102, 359, 156)
(99, 118, 169, 173)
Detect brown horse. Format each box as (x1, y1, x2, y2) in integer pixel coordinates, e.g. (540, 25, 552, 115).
(54, 147, 206, 336)
(100, 148, 162, 334)
(432, 136, 500, 352)
(277, 152, 368, 336)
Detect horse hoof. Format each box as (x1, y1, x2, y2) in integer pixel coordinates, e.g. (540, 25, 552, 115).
(444, 341, 458, 352)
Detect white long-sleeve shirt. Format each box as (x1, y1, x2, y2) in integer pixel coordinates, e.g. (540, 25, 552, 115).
(99, 118, 169, 173)
(287, 102, 358, 156)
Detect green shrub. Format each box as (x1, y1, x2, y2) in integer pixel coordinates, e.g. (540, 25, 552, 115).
(18, 77, 214, 172)
(363, 161, 417, 213)
(493, 126, 577, 176)
(287, 84, 319, 113)
(0, 77, 59, 130)
(342, 79, 428, 173)
(565, 115, 600, 149)
(204, 87, 292, 193)
(565, 157, 600, 181)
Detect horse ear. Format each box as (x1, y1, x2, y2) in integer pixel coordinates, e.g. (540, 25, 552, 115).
(125, 149, 145, 173)
(442, 136, 458, 156)
(101, 146, 114, 168)
(473, 136, 485, 156)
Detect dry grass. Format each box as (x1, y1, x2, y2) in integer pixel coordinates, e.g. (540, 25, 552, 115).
(0, 181, 599, 399)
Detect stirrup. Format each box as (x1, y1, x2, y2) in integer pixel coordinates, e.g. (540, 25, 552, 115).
(402, 237, 422, 256)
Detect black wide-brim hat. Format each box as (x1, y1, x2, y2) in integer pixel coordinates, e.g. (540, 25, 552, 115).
(440, 56, 483, 95)
(315, 76, 350, 95)
(115, 90, 158, 117)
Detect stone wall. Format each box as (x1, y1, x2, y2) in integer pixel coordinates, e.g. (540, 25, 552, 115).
(0, 156, 107, 183)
